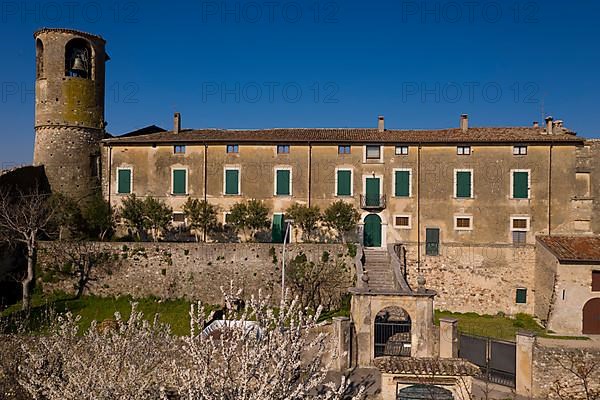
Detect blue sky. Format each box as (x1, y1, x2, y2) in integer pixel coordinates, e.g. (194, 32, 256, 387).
(1, 0, 599, 165)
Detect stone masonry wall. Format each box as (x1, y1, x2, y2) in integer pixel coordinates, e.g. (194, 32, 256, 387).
(37, 242, 354, 305)
(532, 339, 600, 399)
(403, 243, 536, 316)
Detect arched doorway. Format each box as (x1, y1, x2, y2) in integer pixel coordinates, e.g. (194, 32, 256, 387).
(397, 384, 454, 400)
(364, 214, 382, 247)
(374, 306, 411, 357)
(583, 298, 600, 334)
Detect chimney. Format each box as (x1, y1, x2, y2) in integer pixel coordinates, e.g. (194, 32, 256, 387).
(377, 115, 385, 132)
(174, 112, 181, 134)
(460, 114, 468, 132)
(545, 116, 554, 135)
(533, 121, 539, 128)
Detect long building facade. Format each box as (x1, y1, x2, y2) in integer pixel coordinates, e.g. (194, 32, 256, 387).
(102, 115, 592, 247)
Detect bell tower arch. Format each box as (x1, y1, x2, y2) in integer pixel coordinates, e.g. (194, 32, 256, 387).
(33, 28, 109, 201)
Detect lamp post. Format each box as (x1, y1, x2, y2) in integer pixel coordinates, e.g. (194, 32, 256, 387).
(281, 219, 294, 301)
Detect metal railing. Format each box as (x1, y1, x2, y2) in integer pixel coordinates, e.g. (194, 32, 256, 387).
(360, 194, 386, 209)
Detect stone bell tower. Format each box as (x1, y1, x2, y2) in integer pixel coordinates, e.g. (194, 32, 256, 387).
(33, 28, 109, 201)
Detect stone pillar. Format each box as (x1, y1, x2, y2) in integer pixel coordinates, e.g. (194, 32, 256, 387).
(516, 331, 536, 398)
(439, 318, 458, 358)
(332, 317, 351, 371)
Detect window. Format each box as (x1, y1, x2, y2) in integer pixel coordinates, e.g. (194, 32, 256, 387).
(511, 216, 529, 245)
(455, 169, 473, 198)
(512, 218, 528, 230)
(338, 145, 351, 154)
(394, 215, 411, 229)
(336, 169, 353, 196)
(455, 216, 472, 231)
(425, 228, 440, 256)
(457, 146, 471, 155)
(513, 146, 527, 155)
(275, 168, 291, 196)
(394, 169, 411, 197)
(365, 145, 381, 160)
(117, 168, 132, 194)
(277, 145, 290, 154)
(227, 144, 239, 153)
(511, 170, 530, 199)
(395, 146, 409, 155)
(172, 169, 187, 195)
(224, 212, 233, 225)
(592, 271, 600, 292)
(513, 231, 527, 245)
(516, 288, 527, 304)
(224, 168, 240, 195)
(172, 213, 185, 223)
(174, 145, 186, 154)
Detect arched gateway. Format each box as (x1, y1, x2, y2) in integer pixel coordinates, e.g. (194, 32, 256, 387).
(397, 384, 454, 400)
(374, 306, 411, 357)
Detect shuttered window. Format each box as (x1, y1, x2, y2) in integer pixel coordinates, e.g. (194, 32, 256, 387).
(172, 169, 187, 195)
(513, 171, 529, 199)
(337, 170, 352, 196)
(426, 228, 440, 256)
(516, 288, 527, 304)
(276, 169, 291, 196)
(225, 169, 239, 195)
(592, 271, 600, 292)
(395, 170, 410, 197)
(456, 171, 472, 198)
(117, 169, 131, 194)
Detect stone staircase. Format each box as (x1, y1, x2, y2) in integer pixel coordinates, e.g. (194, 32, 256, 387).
(362, 248, 397, 292)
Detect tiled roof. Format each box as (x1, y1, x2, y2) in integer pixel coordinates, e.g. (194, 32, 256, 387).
(374, 357, 480, 376)
(103, 127, 582, 145)
(537, 236, 600, 264)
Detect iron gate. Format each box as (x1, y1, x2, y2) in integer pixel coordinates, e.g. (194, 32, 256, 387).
(374, 320, 411, 357)
(458, 334, 516, 387)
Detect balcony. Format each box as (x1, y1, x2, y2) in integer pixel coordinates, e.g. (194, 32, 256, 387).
(360, 194, 386, 210)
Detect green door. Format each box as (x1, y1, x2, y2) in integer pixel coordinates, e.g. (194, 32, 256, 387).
(364, 214, 382, 247)
(366, 177, 380, 206)
(272, 214, 284, 243)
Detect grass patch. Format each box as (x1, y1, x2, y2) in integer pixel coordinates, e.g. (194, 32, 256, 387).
(435, 310, 589, 341)
(1, 293, 219, 336)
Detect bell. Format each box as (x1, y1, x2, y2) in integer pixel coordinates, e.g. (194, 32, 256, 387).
(71, 56, 86, 74)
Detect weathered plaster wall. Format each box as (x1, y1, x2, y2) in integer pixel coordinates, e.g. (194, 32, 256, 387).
(37, 242, 353, 305)
(547, 261, 600, 335)
(102, 142, 581, 247)
(403, 243, 536, 316)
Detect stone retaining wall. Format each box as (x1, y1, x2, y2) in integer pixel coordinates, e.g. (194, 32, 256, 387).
(38, 242, 354, 305)
(403, 243, 536, 316)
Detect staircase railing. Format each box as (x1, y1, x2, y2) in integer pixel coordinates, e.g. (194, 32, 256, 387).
(353, 244, 367, 290)
(387, 243, 412, 293)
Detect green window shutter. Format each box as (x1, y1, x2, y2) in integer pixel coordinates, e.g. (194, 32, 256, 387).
(513, 172, 529, 198)
(117, 169, 131, 194)
(456, 171, 472, 198)
(272, 214, 284, 243)
(395, 171, 410, 197)
(225, 170, 239, 195)
(337, 170, 351, 196)
(276, 170, 290, 195)
(516, 288, 527, 304)
(425, 228, 440, 256)
(172, 170, 187, 194)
